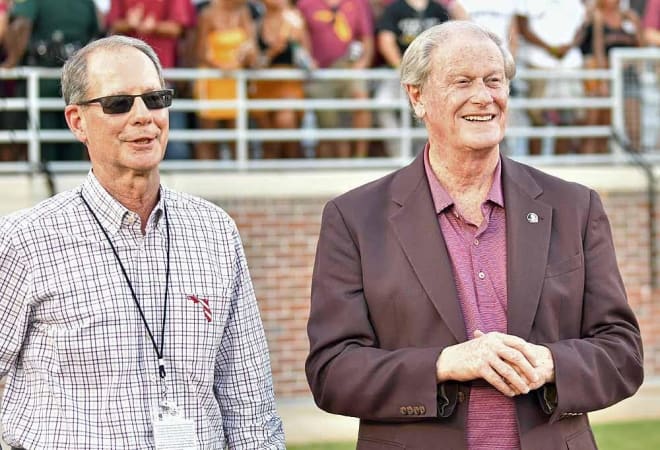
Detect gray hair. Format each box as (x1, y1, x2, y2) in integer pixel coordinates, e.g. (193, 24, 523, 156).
(61, 35, 165, 105)
(400, 21, 516, 90)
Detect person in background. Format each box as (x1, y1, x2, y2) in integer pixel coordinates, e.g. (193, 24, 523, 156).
(93, 0, 111, 32)
(107, 0, 196, 160)
(643, 0, 660, 45)
(626, 0, 648, 17)
(516, 0, 587, 155)
(460, 0, 530, 157)
(298, 0, 374, 158)
(193, 0, 258, 160)
(1, 0, 99, 162)
(581, 0, 642, 153)
(374, 0, 454, 157)
(306, 21, 643, 449)
(0, 34, 285, 449)
(0, 0, 7, 39)
(250, 0, 315, 159)
(0, 0, 21, 162)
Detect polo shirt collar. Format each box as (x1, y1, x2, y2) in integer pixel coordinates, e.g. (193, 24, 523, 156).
(423, 145, 505, 215)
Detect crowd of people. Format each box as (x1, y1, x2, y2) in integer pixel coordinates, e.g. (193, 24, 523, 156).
(0, 0, 659, 161)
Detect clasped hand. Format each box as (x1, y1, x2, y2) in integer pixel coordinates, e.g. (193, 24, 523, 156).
(436, 330, 555, 397)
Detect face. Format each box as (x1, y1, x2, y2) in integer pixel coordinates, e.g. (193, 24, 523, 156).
(406, 33, 509, 155)
(65, 46, 168, 181)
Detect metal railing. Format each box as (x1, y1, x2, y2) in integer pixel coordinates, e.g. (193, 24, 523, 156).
(1, 48, 657, 174)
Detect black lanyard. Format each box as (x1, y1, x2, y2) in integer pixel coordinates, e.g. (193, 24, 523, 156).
(81, 193, 171, 379)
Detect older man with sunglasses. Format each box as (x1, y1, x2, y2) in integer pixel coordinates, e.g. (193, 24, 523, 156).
(0, 35, 285, 450)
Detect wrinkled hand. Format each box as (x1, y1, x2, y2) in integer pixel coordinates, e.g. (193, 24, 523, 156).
(436, 330, 553, 397)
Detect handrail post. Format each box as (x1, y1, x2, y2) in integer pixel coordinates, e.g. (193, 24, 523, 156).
(26, 70, 41, 168)
(236, 70, 249, 170)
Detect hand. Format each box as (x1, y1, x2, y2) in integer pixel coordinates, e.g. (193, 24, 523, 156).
(520, 341, 555, 389)
(127, 5, 144, 30)
(436, 330, 541, 397)
(139, 14, 157, 35)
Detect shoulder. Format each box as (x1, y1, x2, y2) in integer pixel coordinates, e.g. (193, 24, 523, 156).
(329, 163, 414, 218)
(505, 158, 594, 205)
(0, 188, 81, 244)
(163, 188, 237, 230)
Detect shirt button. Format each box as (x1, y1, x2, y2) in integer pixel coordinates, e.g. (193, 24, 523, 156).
(473, 239, 479, 246)
(478, 271, 486, 280)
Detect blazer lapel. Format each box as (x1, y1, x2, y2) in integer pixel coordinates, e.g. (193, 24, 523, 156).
(390, 155, 467, 344)
(502, 158, 553, 340)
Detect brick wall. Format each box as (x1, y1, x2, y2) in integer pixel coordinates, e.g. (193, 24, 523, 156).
(217, 188, 660, 399)
(220, 198, 324, 397)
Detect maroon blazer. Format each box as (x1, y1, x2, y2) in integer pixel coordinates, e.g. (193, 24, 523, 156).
(306, 153, 643, 450)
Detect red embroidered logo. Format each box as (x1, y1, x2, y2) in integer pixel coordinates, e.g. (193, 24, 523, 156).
(187, 295, 212, 322)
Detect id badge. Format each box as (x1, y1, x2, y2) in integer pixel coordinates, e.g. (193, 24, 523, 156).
(151, 401, 199, 450)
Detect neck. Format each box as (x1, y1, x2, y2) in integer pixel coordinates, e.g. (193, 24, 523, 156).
(428, 145, 500, 198)
(94, 169, 161, 230)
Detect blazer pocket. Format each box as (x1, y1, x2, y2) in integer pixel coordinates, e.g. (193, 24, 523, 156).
(545, 252, 583, 278)
(566, 427, 597, 450)
(357, 437, 406, 449)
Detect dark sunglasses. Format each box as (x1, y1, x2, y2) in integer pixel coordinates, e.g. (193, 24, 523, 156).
(77, 89, 174, 114)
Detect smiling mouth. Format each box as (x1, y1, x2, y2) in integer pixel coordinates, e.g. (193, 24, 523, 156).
(463, 115, 495, 122)
(132, 138, 155, 144)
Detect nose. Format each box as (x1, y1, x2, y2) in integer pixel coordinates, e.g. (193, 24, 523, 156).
(470, 79, 494, 105)
(130, 96, 154, 124)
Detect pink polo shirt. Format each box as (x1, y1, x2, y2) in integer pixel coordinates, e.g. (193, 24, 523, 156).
(424, 147, 520, 450)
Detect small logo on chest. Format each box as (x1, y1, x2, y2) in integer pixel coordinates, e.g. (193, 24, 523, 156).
(187, 295, 213, 322)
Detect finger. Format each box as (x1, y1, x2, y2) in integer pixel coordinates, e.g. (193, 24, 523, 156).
(490, 358, 531, 395)
(480, 365, 518, 397)
(498, 346, 540, 385)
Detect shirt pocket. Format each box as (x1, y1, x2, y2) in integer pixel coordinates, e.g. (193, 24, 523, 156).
(168, 288, 232, 368)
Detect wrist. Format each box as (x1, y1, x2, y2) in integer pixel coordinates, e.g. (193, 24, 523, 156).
(435, 347, 452, 383)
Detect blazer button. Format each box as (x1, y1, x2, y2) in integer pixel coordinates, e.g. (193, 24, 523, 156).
(406, 406, 414, 415)
(400, 407, 408, 415)
(458, 391, 466, 403)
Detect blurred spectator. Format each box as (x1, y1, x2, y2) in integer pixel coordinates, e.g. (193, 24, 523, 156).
(2, 0, 99, 162)
(107, 0, 196, 160)
(460, 1, 531, 157)
(626, 0, 648, 16)
(250, 0, 314, 158)
(298, 0, 374, 158)
(581, 0, 642, 153)
(374, 0, 452, 156)
(193, 0, 258, 159)
(441, 0, 468, 19)
(0, 0, 7, 38)
(93, 0, 111, 33)
(644, 0, 660, 45)
(516, 0, 587, 154)
(459, 0, 524, 54)
(0, 0, 21, 162)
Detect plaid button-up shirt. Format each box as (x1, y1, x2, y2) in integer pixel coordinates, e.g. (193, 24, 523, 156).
(0, 172, 284, 449)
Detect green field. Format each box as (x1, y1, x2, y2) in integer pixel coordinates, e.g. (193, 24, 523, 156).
(287, 419, 660, 450)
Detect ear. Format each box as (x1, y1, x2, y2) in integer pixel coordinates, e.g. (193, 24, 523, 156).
(403, 84, 425, 119)
(64, 105, 88, 145)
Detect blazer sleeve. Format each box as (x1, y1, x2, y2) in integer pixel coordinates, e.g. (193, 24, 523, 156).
(545, 189, 643, 422)
(305, 200, 445, 421)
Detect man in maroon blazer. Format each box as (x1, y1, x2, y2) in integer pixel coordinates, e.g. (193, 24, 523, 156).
(305, 21, 644, 450)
